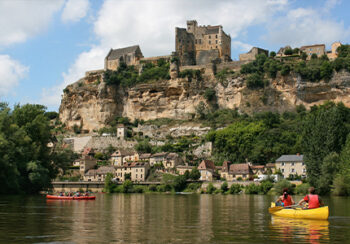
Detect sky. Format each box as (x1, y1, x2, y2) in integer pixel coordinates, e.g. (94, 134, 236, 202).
(0, 0, 349, 112)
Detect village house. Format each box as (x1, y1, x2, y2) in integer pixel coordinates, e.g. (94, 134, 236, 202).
(104, 45, 144, 70)
(176, 165, 194, 175)
(139, 153, 152, 162)
(72, 159, 80, 167)
(300, 44, 326, 59)
(163, 153, 182, 169)
(220, 161, 232, 180)
(115, 162, 150, 182)
(275, 154, 306, 178)
(111, 149, 138, 166)
(276, 45, 293, 57)
(198, 160, 216, 181)
(79, 155, 97, 175)
(149, 152, 168, 166)
(84, 166, 115, 182)
(250, 165, 266, 176)
(229, 163, 254, 181)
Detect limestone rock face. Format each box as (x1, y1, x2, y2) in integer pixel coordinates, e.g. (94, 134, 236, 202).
(59, 70, 350, 132)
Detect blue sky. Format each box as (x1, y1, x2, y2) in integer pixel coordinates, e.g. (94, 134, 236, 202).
(0, 0, 349, 112)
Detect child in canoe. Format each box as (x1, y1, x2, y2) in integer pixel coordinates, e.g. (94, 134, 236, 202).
(276, 188, 295, 207)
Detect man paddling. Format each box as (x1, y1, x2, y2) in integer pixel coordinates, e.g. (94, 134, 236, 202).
(298, 187, 324, 209)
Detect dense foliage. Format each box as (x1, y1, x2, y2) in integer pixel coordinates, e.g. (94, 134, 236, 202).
(240, 44, 350, 86)
(104, 59, 170, 87)
(0, 103, 74, 194)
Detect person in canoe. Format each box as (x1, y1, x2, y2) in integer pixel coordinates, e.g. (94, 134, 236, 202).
(298, 187, 324, 209)
(276, 188, 295, 207)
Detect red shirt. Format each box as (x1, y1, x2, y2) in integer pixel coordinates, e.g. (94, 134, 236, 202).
(283, 195, 293, 207)
(304, 194, 320, 209)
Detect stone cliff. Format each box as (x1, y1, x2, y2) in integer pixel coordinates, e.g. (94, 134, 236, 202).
(59, 69, 350, 132)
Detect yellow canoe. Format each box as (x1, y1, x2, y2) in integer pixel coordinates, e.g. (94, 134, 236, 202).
(269, 202, 329, 220)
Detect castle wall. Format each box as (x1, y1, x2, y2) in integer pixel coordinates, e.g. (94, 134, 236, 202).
(196, 49, 219, 65)
(175, 27, 195, 66)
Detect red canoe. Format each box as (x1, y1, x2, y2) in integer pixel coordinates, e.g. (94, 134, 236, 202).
(46, 195, 96, 200)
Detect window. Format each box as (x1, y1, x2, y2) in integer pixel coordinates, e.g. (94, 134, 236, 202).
(303, 168, 306, 173)
(216, 35, 218, 38)
(291, 162, 294, 166)
(209, 40, 211, 44)
(282, 169, 284, 173)
(136, 174, 138, 178)
(141, 174, 143, 178)
(281, 162, 285, 166)
(209, 35, 211, 39)
(195, 39, 197, 44)
(141, 169, 143, 172)
(291, 168, 295, 173)
(302, 162, 305, 166)
(136, 169, 138, 172)
(216, 40, 218, 44)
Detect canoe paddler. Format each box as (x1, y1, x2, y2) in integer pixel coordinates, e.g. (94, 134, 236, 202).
(298, 187, 324, 209)
(276, 188, 295, 207)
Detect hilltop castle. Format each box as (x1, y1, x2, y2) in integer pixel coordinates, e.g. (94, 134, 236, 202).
(104, 20, 231, 71)
(175, 20, 231, 66)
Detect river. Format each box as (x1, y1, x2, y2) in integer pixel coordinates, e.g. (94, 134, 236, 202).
(0, 194, 349, 243)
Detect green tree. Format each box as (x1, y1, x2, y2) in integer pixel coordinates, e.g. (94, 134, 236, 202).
(302, 102, 349, 187)
(284, 48, 293, 55)
(221, 181, 228, 192)
(189, 168, 201, 180)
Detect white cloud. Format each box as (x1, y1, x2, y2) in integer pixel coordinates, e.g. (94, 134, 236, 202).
(40, 46, 107, 107)
(0, 55, 29, 95)
(265, 5, 349, 48)
(0, 0, 64, 46)
(61, 0, 90, 23)
(232, 41, 253, 52)
(42, 0, 290, 109)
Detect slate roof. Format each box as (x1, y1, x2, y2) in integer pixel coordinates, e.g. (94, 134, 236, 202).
(266, 163, 275, 168)
(139, 153, 152, 159)
(106, 45, 140, 60)
(275, 155, 304, 162)
(152, 152, 168, 157)
(97, 166, 115, 174)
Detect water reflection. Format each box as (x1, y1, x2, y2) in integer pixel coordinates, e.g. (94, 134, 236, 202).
(270, 216, 329, 243)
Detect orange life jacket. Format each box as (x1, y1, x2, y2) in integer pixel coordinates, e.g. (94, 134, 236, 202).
(307, 194, 320, 209)
(283, 195, 292, 207)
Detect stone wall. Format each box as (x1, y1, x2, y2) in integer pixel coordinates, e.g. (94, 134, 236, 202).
(85, 136, 136, 151)
(196, 49, 219, 65)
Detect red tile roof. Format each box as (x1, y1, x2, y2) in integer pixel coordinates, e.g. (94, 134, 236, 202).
(229, 163, 252, 175)
(198, 160, 215, 170)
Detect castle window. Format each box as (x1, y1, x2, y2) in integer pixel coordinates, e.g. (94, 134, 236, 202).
(209, 40, 211, 44)
(216, 46, 218, 49)
(195, 40, 197, 44)
(216, 35, 218, 38)
(216, 40, 218, 44)
(209, 35, 211, 39)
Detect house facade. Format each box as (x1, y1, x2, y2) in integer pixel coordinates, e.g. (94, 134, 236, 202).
(115, 162, 150, 182)
(79, 155, 97, 175)
(111, 149, 138, 166)
(275, 154, 306, 178)
(176, 165, 194, 175)
(84, 166, 115, 182)
(300, 44, 325, 59)
(198, 160, 216, 181)
(229, 163, 254, 180)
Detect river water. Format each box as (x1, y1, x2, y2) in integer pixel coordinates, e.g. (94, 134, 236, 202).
(0, 194, 349, 243)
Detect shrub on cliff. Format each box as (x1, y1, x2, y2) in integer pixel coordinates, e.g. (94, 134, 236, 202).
(246, 73, 264, 89)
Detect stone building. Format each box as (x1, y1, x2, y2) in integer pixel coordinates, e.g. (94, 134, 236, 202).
(239, 47, 269, 61)
(176, 165, 194, 175)
(79, 155, 97, 175)
(115, 162, 150, 182)
(117, 124, 126, 139)
(111, 149, 138, 166)
(104, 45, 144, 70)
(275, 154, 306, 178)
(327, 42, 342, 60)
(300, 44, 325, 60)
(276, 45, 292, 57)
(198, 160, 216, 181)
(229, 163, 254, 180)
(84, 166, 115, 182)
(175, 20, 231, 66)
